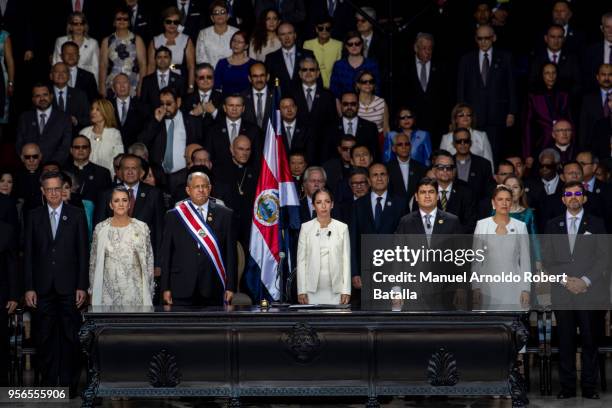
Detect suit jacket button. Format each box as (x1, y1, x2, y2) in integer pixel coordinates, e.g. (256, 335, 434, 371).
(51, 261, 55, 265)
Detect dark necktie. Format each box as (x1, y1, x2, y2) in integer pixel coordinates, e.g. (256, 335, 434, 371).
(120, 101, 127, 125)
(128, 188, 135, 217)
(481, 52, 489, 86)
(256, 92, 263, 127)
(306, 87, 313, 111)
(374, 196, 383, 231)
(58, 91, 65, 112)
(440, 190, 448, 211)
(604, 92, 611, 118)
(419, 61, 427, 91)
(286, 125, 293, 147)
(39, 113, 47, 134)
(179, 1, 187, 25)
(552, 53, 558, 64)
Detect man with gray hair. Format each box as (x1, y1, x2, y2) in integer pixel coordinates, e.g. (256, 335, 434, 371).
(299, 166, 327, 223)
(127, 142, 149, 161)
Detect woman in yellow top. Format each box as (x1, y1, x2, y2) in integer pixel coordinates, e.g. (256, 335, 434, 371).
(303, 16, 342, 89)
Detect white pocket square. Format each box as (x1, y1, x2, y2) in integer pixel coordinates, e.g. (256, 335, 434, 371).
(584, 231, 592, 235)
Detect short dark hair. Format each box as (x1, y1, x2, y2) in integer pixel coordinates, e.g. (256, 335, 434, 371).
(190, 148, 208, 162)
(416, 177, 438, 192)
(547, 23, 566, 34)
(349, 166, 369, 179)
(32, 82, 52, 94)
(289, 149, 306, 159)
(249, 61, 266, 76)
(224, 93, 245, 105)
(452, 127, 471, 140)
(497, 159, 515, 173)
(312, 187, 334, 203)
(431, 149, 454, 164)
(119, 153, 143, 169)
(563, 180, 584, 193)
(195, 62, 214, 73)
(350, 144, 371, 158)
(563, 160, 583, 173)
(40, 170, 64, 185)
(209, 0, 228, 14)
(159, 86, 178, 100)
(72, 135, 91, 147)
(338, 135, 357, 146)
(155, 46, 173, 58)
(61, 41, 79, 53)
(42, 160, 62, 170)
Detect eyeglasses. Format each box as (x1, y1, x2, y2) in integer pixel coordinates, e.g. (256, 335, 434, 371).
(454, 139, 471, 145)
(435, 164, 455, 171)
(346, 41, 362, 47)
(164, 19, 180, 25)
(23, 154, 40, 160)
(359, 79, 375, 85)
(476, 35, 494, 41)
(355, 18, 367, 24)
(211, 9, 227, 16)
(350, 181, 367, 186)
(316, 25, 331, 32)
(399, 115, 414, 120)
(342, 101, 358, 107)
(71, 145, 90, 150)
(197, 75, 213, 80)
(115, 17, 129, 22)
(70, 21, 84, 26)
(554, 128, 572, 133)
(456, 112, 472, 118)
(563, 191, 584, 197)
(394, 142, 411, 147)
(43, 187, 62, 193)
(300, 67, 317, 72)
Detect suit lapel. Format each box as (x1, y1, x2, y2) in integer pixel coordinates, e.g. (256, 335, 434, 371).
(54, 205, 67, 242)
(133, 185, 147, 215)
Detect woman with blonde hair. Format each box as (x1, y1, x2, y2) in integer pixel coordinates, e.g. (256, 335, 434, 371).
(79, 99, 124, 176)
(52, 12, 100, 84)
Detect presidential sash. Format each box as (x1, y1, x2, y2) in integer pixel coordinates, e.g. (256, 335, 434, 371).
(173, 201, 226, 289)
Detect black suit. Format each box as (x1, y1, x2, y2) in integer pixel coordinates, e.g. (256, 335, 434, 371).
(322, 158, 351, 194)
(332, 118, 379, 163)
(0, 221, 18, 385)
(205, 119, 261, 172)
(264, 47, 315, 96)
(112, 97, 150, 150)
(129, 2, 154, 45)
(457, 49, 517, 160)
(395, 209, 462, 235)
(543, 213, 608, 395)
(24, 204, 88, 388)
(583, 42, 606, 91)
(139, 71, 185, 111)
(456, 154, 493, 202)
(181, 89, 224, 137)
(63, 161, 112, 204)
(52, 86, 90, 133)
(242, 87, 274, 130)
(0, 194, 18, 239)
(578, 90, 607, 150)
(591, 115, 612, 161)
(350, 192, 407, 277)
(412, 182, 476, 233)
(95, 183, 164, 266)
(290, 83, 337, 164)
(73, 67, 99, 103)
(15, 169, 43, 213)
(387, 158, 427, 200)
(160, 200, 237, 304)
(280, 119, 312, 162)
(16, 108, 72, 164)
(138, 111, 203, 167)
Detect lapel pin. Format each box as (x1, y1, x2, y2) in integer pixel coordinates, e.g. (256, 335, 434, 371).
(525, 187, 530, 192)
(559, 221, 564, 227)
(207, 215, 213, 222)
(387, 201, 392, 206)
(222, 128, 226, 133)
(89, 175, 94, 180)
(438, 219, 444, 224)
(596, 188, 601, 194)
(62, 216, 67, 221)
(470, 172, 475, 176)
(140, 192, 145, 197)
(248, 174, 252, 178)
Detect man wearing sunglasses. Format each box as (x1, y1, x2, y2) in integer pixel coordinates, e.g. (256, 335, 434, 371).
(183, 63, 223, 137)
(331, 92, 378, 163)
(451, 127, 492, 202)
(15, 143, 43, 212)
(543, 181, 608, 400)
(63, 135, 112, 204)
(387, 132, 426, 200)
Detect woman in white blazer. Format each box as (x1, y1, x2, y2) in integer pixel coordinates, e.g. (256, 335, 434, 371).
(297, 188, 351, 305)
(472, 185, 531, 310)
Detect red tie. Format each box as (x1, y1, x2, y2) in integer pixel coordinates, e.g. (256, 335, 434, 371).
(75, 0, 82, 12)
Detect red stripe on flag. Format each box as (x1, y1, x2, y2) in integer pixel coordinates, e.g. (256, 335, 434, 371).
(252, 150, 280, 263)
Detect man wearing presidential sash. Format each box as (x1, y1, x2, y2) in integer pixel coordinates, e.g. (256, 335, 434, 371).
(160, 172, 236, 306)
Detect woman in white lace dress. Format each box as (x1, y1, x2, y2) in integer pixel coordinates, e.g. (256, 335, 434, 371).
(89, 187, 154, 306)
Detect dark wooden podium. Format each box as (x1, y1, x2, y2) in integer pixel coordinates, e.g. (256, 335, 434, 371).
(79, 307, 528, 407)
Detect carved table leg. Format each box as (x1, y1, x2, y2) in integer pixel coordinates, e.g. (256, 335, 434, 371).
(510, 362, 529, 408)
(79, 321, 99, 408)
(365, 396, 380, 407)
(227, 397, 241, 408)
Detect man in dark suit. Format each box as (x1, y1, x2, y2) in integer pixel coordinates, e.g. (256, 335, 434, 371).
(582, 12, 612, 91)
(182, 63, 223, 139)
(401, 32, 451, 145)
(15, 143, 43, 213)
(205, 94, 261, 172)
(332, 92, 379, 163)
(528, 24, 582, 96)
(457, 24, 517, 161)
(428, 150, 476, 233)
(579, 63, 611, 150)
(63, 135, 112, 204)
(452, 128, 493, 202)
(140, 46, 185, 111)
(24, 171, 88, 392)
(111, 73, 149, 150)
(125, 0, 154, 45)
(387, 132, 427, 200)
(139, 87, 202, 181)
(542, 181, 608, 400)
(290, 57, 336, 164)
(350, 163, 407, 294)
(50, 62, 90, 133)
(161, 171, 236, 306)
(550, 0, 586, 56)
(322, 135, 356, 194)
(95, 154, 164, 268)
(60, 41, 99, 103)
(16, 84, 72, 164)
(278, 96, 311, 162)
(298, 166, 326, 224)
(264, 22, 314, 96)
(241, 62, 274, 130)
(355, 7, 388, 80)
(0, 221, 18, 385)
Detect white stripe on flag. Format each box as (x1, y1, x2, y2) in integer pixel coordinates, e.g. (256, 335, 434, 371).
(249, 221, 280, 299)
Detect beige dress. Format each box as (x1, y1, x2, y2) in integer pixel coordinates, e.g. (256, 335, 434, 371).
(89, 218, 154, 306)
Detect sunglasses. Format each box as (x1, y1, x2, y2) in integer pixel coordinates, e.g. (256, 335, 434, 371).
(456, 112, 472, 118)
(454, 139, 471, 145)
(350, 181, 367, 186)
(211, 10, 227, 16)
(394, 142, 411, 147)
(563, 191, 584, 197)
(359, 79, 375, 85)
(435, 164, 455, 171)
(300, 67, 317, 72)
(23, 154, 40, 160)
(115, 17, 129, 22)
(399, 115, 414, 120)
(346, 41, 362, 47)
(165, 19, 180, 25)
(197, 75, 213, 80)
(342, 102, 358, 107)
(71, 145, 90, 150)
(340, 146, 354, 151)
(316, 25, 331, 32)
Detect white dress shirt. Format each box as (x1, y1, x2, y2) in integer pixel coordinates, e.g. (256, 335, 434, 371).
(601, 88, 611, 106)
(36, 106, 53, 131)
(419, 207, 437, 232)
(123, 182, 139, 198)
(48, 202, 63, 226)
(283, 119, 297, 146)
(342, 117, 357, 135)
(116, 96, 131, 123)
(361, 33, 372, 57)
(166, 111, 187, 173)
(542, 174, 560, 195)
(68, 66, 78, 88)
(438, 183, 452, 202)
(415, 58, 430, 83)
(54, 86, 68, 110)
(283, 45, 296, 76)
(370, 190, 388, 216)
(194, 200, 209, 222)
(52, 36, 100, 85)
(226, 117, 242, 143)
(547, 48, 561, 63)
(252, 86, 268, 118)
(157, 69, 171, 89)
(303, 83, 317, 98)
(397, 158, 410, 190)
(479, 48, 493, 70)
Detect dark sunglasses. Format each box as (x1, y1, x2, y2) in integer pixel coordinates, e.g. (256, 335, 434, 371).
(23, 154, 40, 160)
(211, 10, 227, 16)
(454, 139, 471, 145)
(197, 75, 213, 80)
(346, 41, 362, 47)
(456, 112, 472, 118)
(359, 79, 375, 85)
(316, 25, 331, 32)
(399, 115, 414, 120)
(435, 164, 455, 171)
(164, 19, 180, 25)
(300, 67, 317, 72)
(341, 102, 358, 107)
(70, 21, 85, 26)
(340, 146, 353, 151)
(71, 145, 90, 150)
(563, 191, 584, 197)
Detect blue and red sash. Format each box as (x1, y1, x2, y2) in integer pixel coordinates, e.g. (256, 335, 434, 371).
(173, 201, 226, 289)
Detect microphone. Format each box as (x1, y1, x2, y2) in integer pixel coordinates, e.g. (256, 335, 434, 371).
(316, 230, 332, 237)
(327, 231, 332, 237)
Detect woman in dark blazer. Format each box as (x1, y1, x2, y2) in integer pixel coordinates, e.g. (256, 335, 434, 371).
(523, 63, 571, 165)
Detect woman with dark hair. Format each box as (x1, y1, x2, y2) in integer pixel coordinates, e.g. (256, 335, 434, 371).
(249, 8, 281, 61)
(214, 31, 255, 95)
(329, 31, 380, 100)
(0, 170, 14, 197)
(297, 188, 351, 305)
(147, 7, 196, 90)
(523, 63, 571, 166)
(89, 186, 154, 305)
(195, 0, 239, 68)
(383, 107, 432, 166)
(356, 69, 389, 134)
(303, 16, 342, 88)
(473, 185, 531, 310)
